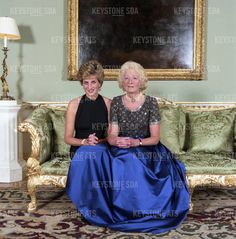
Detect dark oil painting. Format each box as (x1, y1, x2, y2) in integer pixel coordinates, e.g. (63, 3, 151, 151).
(78, 0, 195, 70)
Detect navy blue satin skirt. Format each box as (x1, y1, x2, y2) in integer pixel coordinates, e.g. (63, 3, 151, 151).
(66, 142, 189, 234)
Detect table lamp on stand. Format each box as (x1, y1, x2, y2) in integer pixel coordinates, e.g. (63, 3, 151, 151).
(0, 17, 20, 100)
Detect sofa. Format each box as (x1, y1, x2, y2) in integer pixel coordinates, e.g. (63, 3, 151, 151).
(18, 98, 236, 212)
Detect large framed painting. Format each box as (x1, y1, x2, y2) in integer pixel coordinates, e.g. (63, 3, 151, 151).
(67, 0, 205, 80)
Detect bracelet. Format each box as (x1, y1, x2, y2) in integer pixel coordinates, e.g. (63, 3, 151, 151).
(81, 139, 86, 145)
(138, 138, 143, 146)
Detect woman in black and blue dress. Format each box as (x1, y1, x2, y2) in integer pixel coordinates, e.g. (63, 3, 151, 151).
(66, 60, 189, 234)
(65, 60, 111, 213)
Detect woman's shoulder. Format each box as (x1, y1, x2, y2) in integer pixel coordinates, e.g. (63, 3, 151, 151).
(67, 96, 82, 110)
(111, 95, 123, 107)
(69, 96, 82, 104)
(101, 95, 112, 110)
(145, 95, 158, 103)
(101, 95, 112, 105)
(112, 95, 123, 102)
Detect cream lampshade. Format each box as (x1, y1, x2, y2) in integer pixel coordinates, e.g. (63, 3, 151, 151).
(0, 17, 21, 100)
(0, 17, 21, 41)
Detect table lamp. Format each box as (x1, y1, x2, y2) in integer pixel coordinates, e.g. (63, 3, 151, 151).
(0, 17, 20, 100)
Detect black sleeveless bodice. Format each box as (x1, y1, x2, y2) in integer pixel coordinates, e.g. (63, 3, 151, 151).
(70, 94, 108, 158)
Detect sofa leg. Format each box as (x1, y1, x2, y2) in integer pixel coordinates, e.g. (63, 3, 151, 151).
(189, 187, 194, 211)
(27, 180, 37, 212)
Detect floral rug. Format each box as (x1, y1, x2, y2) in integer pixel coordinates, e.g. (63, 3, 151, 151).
(0, 187, 236, 239)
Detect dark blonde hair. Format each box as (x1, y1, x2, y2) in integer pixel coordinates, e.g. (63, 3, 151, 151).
(118, 61, 148, 91)
(77, 60, 104, 86)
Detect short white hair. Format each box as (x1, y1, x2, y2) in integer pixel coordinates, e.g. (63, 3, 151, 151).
(118, 61, 148, 91)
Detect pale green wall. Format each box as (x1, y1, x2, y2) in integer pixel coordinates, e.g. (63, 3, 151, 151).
(0, 0, 235, 102)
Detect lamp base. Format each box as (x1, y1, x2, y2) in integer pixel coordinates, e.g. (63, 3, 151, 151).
(0, 95, 15, 100)
(0, 47, 15, 101)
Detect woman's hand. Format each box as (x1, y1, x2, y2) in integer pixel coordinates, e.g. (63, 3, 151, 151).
(84, 133, 98, 146)
(115, 137, 140, 148)
(115, 137, 131, 148)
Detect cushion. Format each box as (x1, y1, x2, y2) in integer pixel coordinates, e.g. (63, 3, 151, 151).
(50, 109, 70, 156)
(186, 108, 236, 153)
(41, 155, 71, 175)
(177, 152, 236, 175)
(159, 105, 186, 153)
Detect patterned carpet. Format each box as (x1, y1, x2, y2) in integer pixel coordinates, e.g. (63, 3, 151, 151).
(0, 187, 236, 239)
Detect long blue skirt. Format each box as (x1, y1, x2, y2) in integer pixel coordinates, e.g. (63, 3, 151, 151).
(66, 142, 189, 234)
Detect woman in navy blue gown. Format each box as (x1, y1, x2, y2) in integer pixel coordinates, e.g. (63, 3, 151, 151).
(66, 61, 190, 234)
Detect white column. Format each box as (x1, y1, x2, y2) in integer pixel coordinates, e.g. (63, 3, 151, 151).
(0, 100, 22, 182)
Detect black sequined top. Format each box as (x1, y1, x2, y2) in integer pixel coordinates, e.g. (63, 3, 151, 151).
(110, 95, 161, 138)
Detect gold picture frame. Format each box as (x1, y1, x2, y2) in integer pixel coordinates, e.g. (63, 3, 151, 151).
(67, 0, 205, 80)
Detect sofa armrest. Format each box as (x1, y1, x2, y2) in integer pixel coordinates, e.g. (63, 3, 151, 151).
(19, 106, 53, 176)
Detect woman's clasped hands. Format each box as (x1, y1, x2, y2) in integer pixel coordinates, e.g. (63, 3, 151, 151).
(115, 137, 139, 148)
(84, 133, 99, 145)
